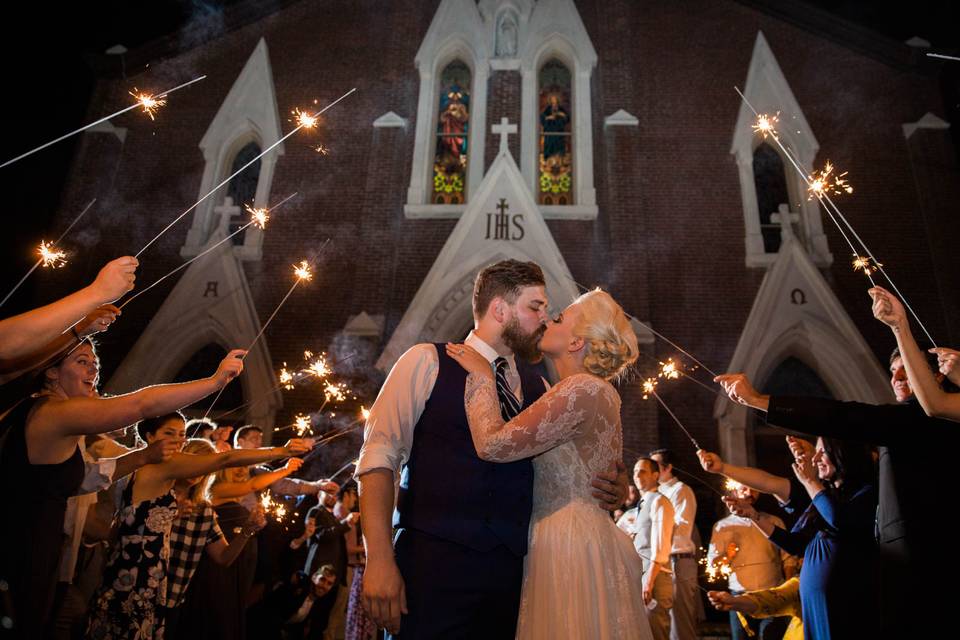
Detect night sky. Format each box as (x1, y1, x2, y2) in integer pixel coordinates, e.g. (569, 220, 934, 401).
(1, 0, 958, 315)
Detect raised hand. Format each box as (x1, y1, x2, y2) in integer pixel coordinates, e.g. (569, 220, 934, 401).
(930, 347, 960, 386)
(75, 304, 120, 338)
(144, 438, 180, 464)
(714, 373, 768, 411)
(722, 495, 758, 521)
(785, 436, 814, 462)
(697, 450, 724, 474)
(869, 286, 908, 331)
(284, 438, 312, 456)
(91, 256, 138, 303)
(213, 349, 246, 386)
(283, 457, 304, 473)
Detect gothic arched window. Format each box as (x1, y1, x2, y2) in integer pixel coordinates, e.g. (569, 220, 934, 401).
(538, 59, 573, 205)
(433, 61, 471, 205)
(225, 141, 262, 245)
(752, 142, 789, 254)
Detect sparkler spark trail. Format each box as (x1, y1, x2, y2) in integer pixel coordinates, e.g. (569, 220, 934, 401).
(293, 260, 313, 281)
(293, 414, 313, 437)
(361, 406, 370, 421)
(658, 359, 680, 380)
(117, 192, 297, 310)
(314, 144, 330, 155)
(734, 86, 937, 346)
(279, 365, 295, 390)
(246, 205, 269, 229)
(807, 161, 853, 200)
(1, 76, 206, 169)
(292, 108, 318, 129)
(129, 89, 166, 120)
(852, 254, 881, 276)
(305, 353, 331, 379)
(260, 492, 288, 523)
(0, 198, 97, 309)
(751, 112, 779, 139)
(641, 378, 658, 400)
(134, 87, 356, 258)
(37, 241, 67, 268)
(724, 478, 743, 492)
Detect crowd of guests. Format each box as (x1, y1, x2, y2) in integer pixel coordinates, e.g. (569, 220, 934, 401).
(0, 257, 376, 639)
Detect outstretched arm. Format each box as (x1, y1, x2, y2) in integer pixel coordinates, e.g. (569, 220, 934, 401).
(0, 257, 137, 361)
(210, 458, 305, 500)
(698, 449, 792, 504)
(160, 441, 309, 483)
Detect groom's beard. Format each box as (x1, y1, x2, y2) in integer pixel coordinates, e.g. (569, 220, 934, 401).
(502, 317, 546, 362)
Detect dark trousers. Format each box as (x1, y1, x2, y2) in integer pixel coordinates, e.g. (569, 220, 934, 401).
(389, 529, 523, 640)
(729, 610, 789, 640)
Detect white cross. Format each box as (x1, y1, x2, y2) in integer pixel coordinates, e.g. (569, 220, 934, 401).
(491, 117, 517, 154)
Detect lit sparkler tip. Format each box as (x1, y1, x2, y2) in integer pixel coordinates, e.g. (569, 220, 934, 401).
(323, 381, 349, 403)
(129, 89, 167, 120)
(292, 108, 318, 129)
(641, 378, 657, 400)
(751, 112, 780, 139)
(807, 160, 854, 200)
(314, 144, 330, 155)
(852, 254, 881, 275)
(37, 240, 67, 268)
(724, 478, 743, 492)
(306, 354, 331, 379)
(260, 492, 288, 523)
(278, 364, 295, 390)
(361, 406, 371, 421)
(293, 260, 313, 281)
(293, 414, 313, 437)
(245, 205, 269, 229)
(658, 359, 680, 380)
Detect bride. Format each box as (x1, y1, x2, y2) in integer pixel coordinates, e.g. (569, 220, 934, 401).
(446, 289, 653, 640)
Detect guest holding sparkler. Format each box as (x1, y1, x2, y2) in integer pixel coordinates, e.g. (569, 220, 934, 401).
(0, 256, 136, 365)
(0, 341, 246, 639)
(707, 578, 804, 640)
(715, 347, 959, 637)
(722, 436, 878, 640)
(707, 483, 797, 639)
(85, 412, 308, 640)
(870, 285, 960, 422)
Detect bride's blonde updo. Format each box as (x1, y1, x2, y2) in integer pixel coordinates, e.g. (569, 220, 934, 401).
(572, 289, 638, 381)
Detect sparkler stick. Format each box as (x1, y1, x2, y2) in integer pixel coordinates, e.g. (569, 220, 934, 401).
(329, 458, 359, 481)
(0, 198, 97, 309)
(650, 389, 701, 450)
(927, 53, 960, 62)
(734, 87, 937, 347)
(0, 76, 206, 169)
(568, 278, 720, 378)
(135, 88, 356, 258)
(117, 192, 297, 310)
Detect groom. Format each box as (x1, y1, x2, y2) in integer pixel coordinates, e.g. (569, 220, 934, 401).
(357, 259, 626, 638)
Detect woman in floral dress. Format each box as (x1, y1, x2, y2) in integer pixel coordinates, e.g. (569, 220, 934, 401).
(86, 412, 311, 639)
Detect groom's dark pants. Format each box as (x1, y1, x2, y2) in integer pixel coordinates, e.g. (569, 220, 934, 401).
(389, 528, 524, 640)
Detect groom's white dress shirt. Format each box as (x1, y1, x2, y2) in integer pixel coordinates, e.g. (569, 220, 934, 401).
(356, 332, 541, 477)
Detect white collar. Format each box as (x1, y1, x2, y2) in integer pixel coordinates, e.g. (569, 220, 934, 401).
(641, 489, 661, 501)
(465, 331, 516, 370)
(659, 477, 679, 489)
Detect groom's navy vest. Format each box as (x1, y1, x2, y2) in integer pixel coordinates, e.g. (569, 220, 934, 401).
(395, 344, 546, 557)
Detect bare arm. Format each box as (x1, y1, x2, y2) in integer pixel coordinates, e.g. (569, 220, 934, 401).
(159, 445, 300, 483)
(0, 257, 137, 361)
(206, 508, 265, 566)
(210, 459, 304, 500)
(698, 450, 791, 503)
(359, 468, 406, 634)
(31, 349, 245, 437)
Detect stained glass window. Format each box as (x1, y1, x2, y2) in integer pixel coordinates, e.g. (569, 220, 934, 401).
(226, 141, 261, 245)
(538, 59, 573, 205)
(752, 142, 789, 253)
(433, 61, 471, 205)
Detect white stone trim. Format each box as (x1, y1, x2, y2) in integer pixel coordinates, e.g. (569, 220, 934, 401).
(519, 0, 597, 216)
(713, 238, 891, 466)
(373, 111, 409, 129)
(604, 109, 639, 128)
(181, 38, 283, 262)
(380, 145, 579, 371)
(405, 0, 489, 217)
(902, 112, 949, 139)
(732, 32, 832, 269)
(86, 120, 127, 143)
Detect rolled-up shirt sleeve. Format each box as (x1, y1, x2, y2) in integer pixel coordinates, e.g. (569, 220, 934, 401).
(355, 344, 439, 477)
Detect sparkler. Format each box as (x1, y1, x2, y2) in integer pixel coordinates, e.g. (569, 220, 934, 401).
(37, 241, 67, 268)
(658, 359, 680, 380)
(852, 254, 881, 276)
(649, 387, 701, 451)
(751, 112, 779, 139)
(1, 76, 206, 168)
(641, 378, 658, 400)
(134, 88, 356, 258)
(700, 555, 734, 583)
(806, 161, 853, 200)
(292, 108, 319, 129)
(305, 353, 331, 379)
(927, 53, 960, 62)
(279, 364, 296, 390)
(735, 86, 937, 347)
(202, 243, 327, 420)
(117, 192, 297, 310)
(293, 414, 313, 437)
(361, 406, 370, 421)
(0, 198, 96, 309)
(260, 492, 288, 523)
(724, 478, 743, 493)
(314, 144, 330, 155)
(129, 89, 166, 120)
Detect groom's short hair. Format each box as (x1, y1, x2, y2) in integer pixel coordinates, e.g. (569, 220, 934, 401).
(473, 260, 545, 319)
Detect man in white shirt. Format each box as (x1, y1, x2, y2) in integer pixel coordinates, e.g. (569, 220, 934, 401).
(620, 457, 675, 640)
(650, 449, 700, 640)
(707, 483, 797, 640)
(357, 260, 627, 638)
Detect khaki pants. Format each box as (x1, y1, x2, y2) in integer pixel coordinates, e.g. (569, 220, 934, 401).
(669, 555, 698, 640)
(644, 569, 674, 640)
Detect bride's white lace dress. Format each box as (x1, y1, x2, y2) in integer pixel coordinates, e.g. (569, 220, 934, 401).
(464, 371, 653, 640)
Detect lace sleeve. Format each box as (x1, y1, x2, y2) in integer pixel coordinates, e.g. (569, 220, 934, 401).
(463, 372, 603, 462)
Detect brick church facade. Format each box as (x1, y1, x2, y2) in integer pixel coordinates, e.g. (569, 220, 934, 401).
(44, 0, 959, 522)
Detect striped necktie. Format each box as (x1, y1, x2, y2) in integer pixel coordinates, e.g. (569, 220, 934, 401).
(494, 356, 522, 421)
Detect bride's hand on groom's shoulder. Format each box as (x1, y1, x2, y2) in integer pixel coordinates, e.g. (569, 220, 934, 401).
(446, 343, 494, 379)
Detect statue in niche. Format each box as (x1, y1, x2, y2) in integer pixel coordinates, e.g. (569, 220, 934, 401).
(495, 12, 518, 58)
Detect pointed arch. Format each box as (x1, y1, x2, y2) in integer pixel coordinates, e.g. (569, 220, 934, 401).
(731, 32, 832, 268)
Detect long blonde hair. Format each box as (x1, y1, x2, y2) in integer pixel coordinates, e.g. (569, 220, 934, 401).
(181, 438, 217, 504)
(571, 289, 638, 381)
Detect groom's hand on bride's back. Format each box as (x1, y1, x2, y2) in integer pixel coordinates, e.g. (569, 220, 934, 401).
(591, 460, 629, 511)
(362, 556, 408, 634)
